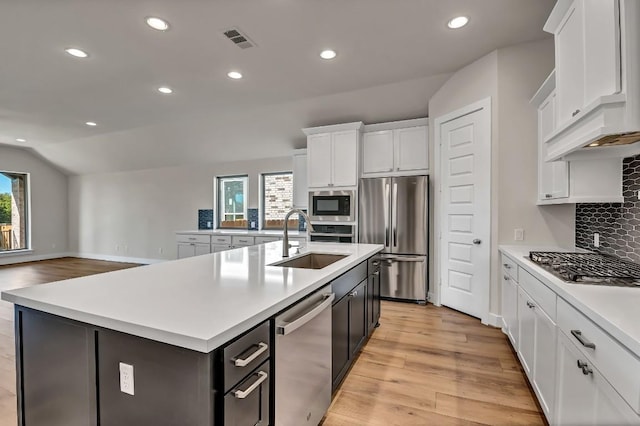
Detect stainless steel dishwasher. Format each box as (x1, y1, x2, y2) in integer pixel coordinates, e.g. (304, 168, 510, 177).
(275, 289, 335, 426)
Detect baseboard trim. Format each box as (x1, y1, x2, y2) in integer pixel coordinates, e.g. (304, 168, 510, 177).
(71, 253, 167, 265)
(485, 313, 503, 328)
(0, 252, 74, 266)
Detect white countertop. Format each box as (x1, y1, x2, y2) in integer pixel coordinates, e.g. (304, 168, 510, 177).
(500, 245, 640, 356)
(2, 242, 382, 353)
(176, 229, 306, 237)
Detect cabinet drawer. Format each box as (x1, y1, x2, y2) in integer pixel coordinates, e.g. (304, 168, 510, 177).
(331, 261, 367, 303)
(212, 235, 232, 245)
(223, 322, 270, 393)
(501, 254, 518, 281)
(176, 234, 211, 244)
(224, 360, 270, 426)
(519, 268, 556, 321)
(557, 297, 640, 414)
(254, 236, 280, 244)
(231, 236, 255, 246)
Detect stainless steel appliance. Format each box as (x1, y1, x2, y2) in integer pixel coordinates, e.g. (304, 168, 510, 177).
(275, 290, 334, 426)
(359, 176, 428, 302)
(309, 190, 355, 222)
(309, 224, 354, 243)
(529, 251, 640, 287)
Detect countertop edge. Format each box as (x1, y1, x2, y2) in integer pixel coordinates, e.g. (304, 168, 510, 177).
(499, 245, 640, 357)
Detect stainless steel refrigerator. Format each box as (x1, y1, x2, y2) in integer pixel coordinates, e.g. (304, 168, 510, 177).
(359, 176, 428, 303)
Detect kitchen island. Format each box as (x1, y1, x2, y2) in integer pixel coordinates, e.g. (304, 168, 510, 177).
(2, 241, 383, 426)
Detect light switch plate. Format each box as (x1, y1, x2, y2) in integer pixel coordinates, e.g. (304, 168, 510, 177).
(514, 228, 524, 241)
(119, 362, 134, 395)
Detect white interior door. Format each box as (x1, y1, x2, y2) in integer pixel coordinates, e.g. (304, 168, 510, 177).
(438, 102, 490, 320)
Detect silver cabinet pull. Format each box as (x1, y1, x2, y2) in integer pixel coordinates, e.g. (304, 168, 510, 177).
(349, 290, 358, 297)
(526, 301, 535, 309)
(373, 270, 380, 276)
(504, 275, 510, 280)
(545, 193, 552, 198)
(572, 109, 581, 117)
(392, 182, 398, 247)
(577, 360, 592, 375)
(571, 330, 596, 349)
(188, 237, 196, 240)
(233, 371, 268, 399)
(233, 342, 268, 367)
(473, 239, 481, 245)
(503, 263, 511, 269)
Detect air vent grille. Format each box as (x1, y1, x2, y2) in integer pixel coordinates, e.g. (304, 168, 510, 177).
(223, 27, 255, 49)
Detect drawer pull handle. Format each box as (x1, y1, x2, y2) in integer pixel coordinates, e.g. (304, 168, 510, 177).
(233, 371, 268, 399)
(504, 275, 509, 281)
(577, 360, 593, 376)
(571, 330, 596, 349)
(503, 264, 511, 269)
(233, 342, 268, 367)
(526, 301, 535, 309)
(572, 109, 581, 117)
(188, 237, 196, 240)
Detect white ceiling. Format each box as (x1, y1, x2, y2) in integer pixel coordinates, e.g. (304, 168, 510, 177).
(0, 0, 555, 174)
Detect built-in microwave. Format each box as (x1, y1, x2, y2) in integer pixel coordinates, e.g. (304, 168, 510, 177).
(309, 190, 355, 222)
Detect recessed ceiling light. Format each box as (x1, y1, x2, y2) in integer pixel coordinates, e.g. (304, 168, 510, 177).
(15, 138, 26, 143)
(65, 48, 89, 58)
(85, 121, 97, 127)
(146, 17, 170, 31)
(589, 142, 600, 147)
(447, 16, 469, 29)
(320, 50, 337, 60)
(227, 71, 243, 80)
(158, 86, 173, 94)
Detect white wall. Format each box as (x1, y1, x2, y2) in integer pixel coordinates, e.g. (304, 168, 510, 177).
(0, 146, 68, 265)
(429, 39, 575, 318)
(68, 156, 292, 261)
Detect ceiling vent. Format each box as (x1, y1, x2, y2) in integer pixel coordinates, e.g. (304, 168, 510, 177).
(223, 27, 255, 49)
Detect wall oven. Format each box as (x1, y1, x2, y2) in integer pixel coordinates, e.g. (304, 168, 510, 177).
(309, 224, 354, 243)
(309, 190, 355, 222)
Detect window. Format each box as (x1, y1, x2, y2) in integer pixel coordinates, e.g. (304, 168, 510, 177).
(0, 172, 29, 252)
(262, 172, 295, 229)
(217, 175, 248, 228)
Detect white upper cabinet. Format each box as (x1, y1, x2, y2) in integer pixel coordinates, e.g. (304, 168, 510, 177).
(304, 122, 363, 189)
(292, 149, 308, 209)
(543, 0, 640, 161)
(362, 118, 428, 177)
(531, 71, 623, 204)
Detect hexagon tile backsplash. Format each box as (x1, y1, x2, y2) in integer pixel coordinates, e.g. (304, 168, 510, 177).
(576, 155, 640, 263)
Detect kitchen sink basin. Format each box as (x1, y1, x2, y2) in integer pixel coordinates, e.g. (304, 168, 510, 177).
(270, 253, 347, 269)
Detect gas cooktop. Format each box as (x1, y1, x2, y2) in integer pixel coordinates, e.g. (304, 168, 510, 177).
(528, 251, 640, 287)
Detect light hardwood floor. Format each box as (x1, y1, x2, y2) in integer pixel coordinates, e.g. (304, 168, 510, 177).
(0, 258, 544, 425)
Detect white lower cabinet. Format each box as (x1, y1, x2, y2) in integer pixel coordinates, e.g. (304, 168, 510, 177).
(517, 287, 536, 376)
(177, 243, 211, 259)
(532, 302, 556, 418)
(555, 332, 638, 425)
(501, 272, 518, 346)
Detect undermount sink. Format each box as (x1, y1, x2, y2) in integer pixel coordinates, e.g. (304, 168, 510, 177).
(270, 253, 347, 269)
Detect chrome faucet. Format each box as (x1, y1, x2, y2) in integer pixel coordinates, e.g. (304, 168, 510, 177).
(282, 209, 315, 257)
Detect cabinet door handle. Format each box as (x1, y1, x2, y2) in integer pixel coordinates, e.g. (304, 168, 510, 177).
(233, 371, 268, 399)
(545, 193, 552, 198)
(572, 109, 581, 117)
(571, 330, 596, 349)
(373, 270, 380, 276)
(526, 301, 535, 309)
(233, 342, 268, 367)
(504, 275, 510, 280)
(503, 264, 511, 269)
(577, 360, 593, 375)
(349, 290, 358, 297)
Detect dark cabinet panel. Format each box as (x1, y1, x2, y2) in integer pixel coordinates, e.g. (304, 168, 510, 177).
(349, 279, 367, 357)
(224, 360, 270, 426)
(97, 329, 213, 426)
(223, 322, 270, 393)
(18, 309, 96, 426)
(368, 262, 381, 335)
(331, 295, 350, 388)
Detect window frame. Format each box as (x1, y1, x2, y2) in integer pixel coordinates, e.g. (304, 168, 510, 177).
(0, 170, 31, 254)
(215, 175, 249, 229)
(260, 171, 294, 230)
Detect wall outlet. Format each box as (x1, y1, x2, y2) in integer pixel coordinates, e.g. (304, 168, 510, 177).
(119, 362, 134, 395)
(594, 232, 600, 248)
(514, 228, 524, 241)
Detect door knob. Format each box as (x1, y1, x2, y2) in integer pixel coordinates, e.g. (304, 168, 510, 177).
(472, 239, 481, 245)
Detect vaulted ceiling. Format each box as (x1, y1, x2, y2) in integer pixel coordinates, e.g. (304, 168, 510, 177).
(0, 0, 555, 174)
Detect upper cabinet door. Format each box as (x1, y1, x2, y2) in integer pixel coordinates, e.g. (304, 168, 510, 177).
(394, 126, 428, 172)
(307, 133, 332, 188)
(292, 151, 308, 208)
(555, 1, 585, 125)
(362, 131, 394, 174)
(331, 130, 358, 187)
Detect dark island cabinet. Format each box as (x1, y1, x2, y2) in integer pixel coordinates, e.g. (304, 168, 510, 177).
(367, 257, 381, 335)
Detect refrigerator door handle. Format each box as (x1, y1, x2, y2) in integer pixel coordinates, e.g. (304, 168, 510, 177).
(392, 182, 398, 247)
(384, 182, 390, 249)
(380, 256, 425, 263)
